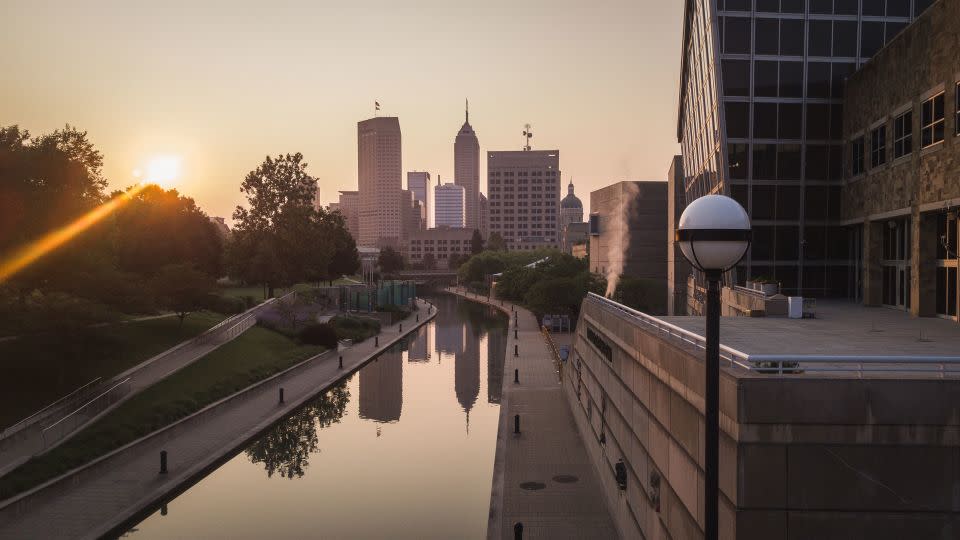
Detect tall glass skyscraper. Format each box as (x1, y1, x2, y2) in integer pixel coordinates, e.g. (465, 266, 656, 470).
(678, 0, 935, 297)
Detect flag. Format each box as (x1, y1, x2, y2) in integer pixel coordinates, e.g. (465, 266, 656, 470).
(375, 101, 381, 111)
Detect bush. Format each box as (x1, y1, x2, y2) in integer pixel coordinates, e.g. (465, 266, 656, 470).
(298, 323, 339, 348)
(204, 294, 247, 315)
(612, 276, 667, 315)
(330, 315, 380, 343)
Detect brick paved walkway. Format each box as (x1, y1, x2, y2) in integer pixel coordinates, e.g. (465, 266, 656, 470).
(446, 288, 617, 540)
(0, 300, 435, 540)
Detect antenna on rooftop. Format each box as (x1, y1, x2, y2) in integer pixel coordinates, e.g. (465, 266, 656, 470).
(522, 124, 533, 151)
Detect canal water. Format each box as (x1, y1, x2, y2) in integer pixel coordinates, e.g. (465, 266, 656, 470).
(124, 294, 508, 539)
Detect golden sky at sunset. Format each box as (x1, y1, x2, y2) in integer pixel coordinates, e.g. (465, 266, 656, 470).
(0, 0, 682, 220)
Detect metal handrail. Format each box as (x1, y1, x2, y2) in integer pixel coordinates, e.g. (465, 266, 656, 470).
(41, 378, 131, 448)
(585, 293, 960, 377)
(1, 377, 101, 437)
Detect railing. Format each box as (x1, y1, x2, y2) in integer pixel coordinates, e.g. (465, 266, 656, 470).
(541, 327, 564, 381)
(0, 377, 101, 439)
(40, 378, 131, 449)
(585, 293, 960, 378)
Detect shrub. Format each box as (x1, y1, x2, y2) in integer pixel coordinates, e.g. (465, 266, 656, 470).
(330, 315, 380, 343)
(204, 294, 247, 315)
(297, 323, 338, 348)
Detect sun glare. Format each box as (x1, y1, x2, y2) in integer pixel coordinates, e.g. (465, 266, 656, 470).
(142, 156, 181, 188)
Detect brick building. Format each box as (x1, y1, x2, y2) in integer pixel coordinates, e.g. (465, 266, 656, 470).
(406, 227, 474, 269)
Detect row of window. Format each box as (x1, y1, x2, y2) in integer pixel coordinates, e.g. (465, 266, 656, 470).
(489, 170, 558, 177)
(729, 184, 842, 221)
(717, 0, 933, 17)
(728, 142, 844, 181)
(409, 239, 469, 244)
(721, 17, 889, 58)
(851, 85, 958, 176)
(722, 58, 855, 99)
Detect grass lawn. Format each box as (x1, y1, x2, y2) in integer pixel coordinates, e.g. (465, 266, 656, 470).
(0, 312, 226, 429)
(218, 277, 362, 302)
(0, 325, 325, 500)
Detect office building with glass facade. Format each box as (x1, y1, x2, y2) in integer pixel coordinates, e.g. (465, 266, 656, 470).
(678, 0, 937, 301)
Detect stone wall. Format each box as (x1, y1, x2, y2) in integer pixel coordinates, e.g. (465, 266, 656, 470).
(842, 0, 960, 220)
(566, 294, 960, 539)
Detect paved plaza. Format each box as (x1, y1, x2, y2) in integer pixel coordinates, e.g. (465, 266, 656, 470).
(447, 288, 617, 540)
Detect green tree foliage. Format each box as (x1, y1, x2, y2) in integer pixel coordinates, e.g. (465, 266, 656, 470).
(151, 264, 216, 325)
(228, 153, 354, 295)
(0, 125, 109, 298)
(377, 246, 404, 275)
(470, 229, 484, 255)
(113, 185, 222, 278)
(486, 232, 507, 251)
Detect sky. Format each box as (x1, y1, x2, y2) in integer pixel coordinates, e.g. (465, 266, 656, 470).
(0, 0, 683, 222)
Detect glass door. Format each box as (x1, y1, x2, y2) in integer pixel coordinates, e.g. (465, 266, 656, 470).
(936, 212, 958, 320)
(881, 218, 910, 310)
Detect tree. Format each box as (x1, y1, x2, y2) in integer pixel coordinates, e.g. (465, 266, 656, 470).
(230, 153, 326, 296)
(470, 229, 485, 255)
(151, 264, 215, 325)
(448, 252, 468, 270)
(324, 209, 360, 282)
(422, 252, 437, 270)
(377, 246, 404, 276)
(486, 232, 507, 251)
(113, 185, 222, 278)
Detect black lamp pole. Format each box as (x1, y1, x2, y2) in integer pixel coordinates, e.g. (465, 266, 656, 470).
(704, 268, 722, 540)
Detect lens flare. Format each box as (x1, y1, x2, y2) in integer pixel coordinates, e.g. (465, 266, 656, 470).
(0, 184, 147, 283)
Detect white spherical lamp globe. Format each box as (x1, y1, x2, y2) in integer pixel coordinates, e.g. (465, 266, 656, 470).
(676, 195, 751, 271)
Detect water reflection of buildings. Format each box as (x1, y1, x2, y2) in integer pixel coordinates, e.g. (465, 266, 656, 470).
(407, 325, 431, 363)
(455, 327, 481, 433)
(486, 321, 505, 404)
(435, 305, 465, 356)
(358, 349, 402, 423)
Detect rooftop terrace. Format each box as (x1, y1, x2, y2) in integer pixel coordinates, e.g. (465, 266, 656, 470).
(587, 294, 960, 378)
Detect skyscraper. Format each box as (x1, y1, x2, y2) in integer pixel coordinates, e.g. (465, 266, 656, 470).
(358, 116, 402, 248)
(435, 182, 466, 228)
(455, 101, 481, 230)
(487, 150, 561, 250)
(678, 0, 935, 299)
(337, 190, 360, 241)
(407, 171, 430, 226)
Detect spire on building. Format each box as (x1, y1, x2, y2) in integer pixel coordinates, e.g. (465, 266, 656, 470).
(465, 98, 469, 124)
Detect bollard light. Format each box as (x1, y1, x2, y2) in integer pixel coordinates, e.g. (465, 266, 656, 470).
(514, 368, 519, 383)
(279, 387, 284, 404)
(159, 450, 168, 474)
(675, 194, 750, 540)
(339, 356, 343, 369)
(514, 414, 521, 434)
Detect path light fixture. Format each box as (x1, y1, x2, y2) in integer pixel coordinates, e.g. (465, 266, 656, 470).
(675, 194, 750, 540)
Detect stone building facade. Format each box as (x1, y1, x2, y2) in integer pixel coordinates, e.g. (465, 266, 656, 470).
(842, 0, 960, 319)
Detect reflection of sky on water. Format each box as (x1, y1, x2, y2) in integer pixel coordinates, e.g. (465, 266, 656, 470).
(125, 294, 507, 540)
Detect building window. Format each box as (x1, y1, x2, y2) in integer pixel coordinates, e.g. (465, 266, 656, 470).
(956, 83, 960, 136)
(921, 92, 945, 147)
(851, 137, 865, 176)
(893, 111, 913, 158)
(870, 125, 887, 168)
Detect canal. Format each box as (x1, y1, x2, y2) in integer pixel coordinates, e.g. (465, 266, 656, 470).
(123, 294, 508, 539)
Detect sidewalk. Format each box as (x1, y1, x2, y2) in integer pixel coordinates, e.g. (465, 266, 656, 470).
(446, 288, 616, 540)
(0, 300, 435, 540)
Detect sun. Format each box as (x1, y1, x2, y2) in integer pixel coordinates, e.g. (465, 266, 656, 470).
(140, 156, 182, 189)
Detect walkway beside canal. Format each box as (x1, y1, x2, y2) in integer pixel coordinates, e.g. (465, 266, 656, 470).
(0, 300, 436, 540)
(446, 288, 617, 540)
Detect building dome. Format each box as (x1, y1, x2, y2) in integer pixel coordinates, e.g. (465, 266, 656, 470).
(561, 180, 583, 209)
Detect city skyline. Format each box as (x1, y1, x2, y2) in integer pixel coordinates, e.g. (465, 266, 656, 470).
(0, 0, 683, 222)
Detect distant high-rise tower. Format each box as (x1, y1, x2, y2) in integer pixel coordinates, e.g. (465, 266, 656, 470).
(337, 190, 360, 241)
(455, 100, 480, 230)
(357, 116, 402, 248)
(435, 182, 466, 228)
(407, 171, 430, 226)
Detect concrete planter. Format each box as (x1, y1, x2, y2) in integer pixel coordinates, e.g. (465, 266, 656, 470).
(761, 283, 779, 296)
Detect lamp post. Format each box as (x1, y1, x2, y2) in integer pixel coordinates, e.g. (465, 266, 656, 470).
(675, 194, 750, 540)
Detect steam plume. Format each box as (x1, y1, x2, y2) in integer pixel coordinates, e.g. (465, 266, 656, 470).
(604, 182, 640, 297)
